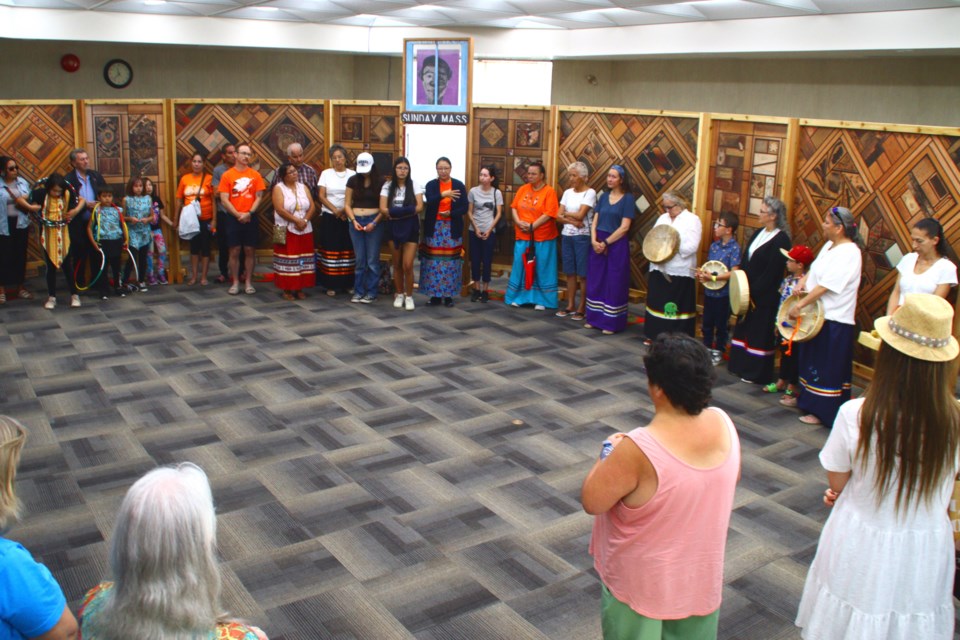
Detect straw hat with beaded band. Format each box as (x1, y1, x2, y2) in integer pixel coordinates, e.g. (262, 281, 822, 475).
(858, 293, 959, 362)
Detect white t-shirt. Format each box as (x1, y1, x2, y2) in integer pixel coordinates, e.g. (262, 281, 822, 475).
(317, 168, 356, 214)
(806, 240, 862, 324)
(380, 180, 424, 209)
(649, 209, 702, 278)
(559, 187, 597, 237)
(896, 253, 958, 305)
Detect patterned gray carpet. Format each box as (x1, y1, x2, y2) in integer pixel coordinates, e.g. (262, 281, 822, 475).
(0, 274, 934, 639)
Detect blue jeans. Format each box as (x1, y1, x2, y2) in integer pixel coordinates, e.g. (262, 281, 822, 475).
(348, 214, 385, 298)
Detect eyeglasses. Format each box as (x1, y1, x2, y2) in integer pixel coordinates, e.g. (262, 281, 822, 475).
(663, 203, 678, 210)
(5, 165, 16, 171)
(713, 222, 727, 228)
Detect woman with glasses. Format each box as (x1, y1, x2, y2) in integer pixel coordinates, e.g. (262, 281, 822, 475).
(727, 196, 792, 384)
(0, 157, 34, 303)
(787, 206, 863, 426)
(420, 157, 468, 307)
(643, 190, 702, 340)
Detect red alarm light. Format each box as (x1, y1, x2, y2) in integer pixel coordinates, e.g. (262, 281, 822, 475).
(60, 54, 80, 73)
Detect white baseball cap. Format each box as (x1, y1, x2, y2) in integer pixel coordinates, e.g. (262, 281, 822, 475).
(356, 152, 374, 174)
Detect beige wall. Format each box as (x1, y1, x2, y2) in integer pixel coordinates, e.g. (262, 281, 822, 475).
(552, 56, 960, 128)
(0, 40, 399, 100)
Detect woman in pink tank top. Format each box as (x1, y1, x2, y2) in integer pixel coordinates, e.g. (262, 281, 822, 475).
(582, 334, 741, 639)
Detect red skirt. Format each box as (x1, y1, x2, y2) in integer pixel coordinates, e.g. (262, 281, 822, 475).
(274, 231, 316, 290)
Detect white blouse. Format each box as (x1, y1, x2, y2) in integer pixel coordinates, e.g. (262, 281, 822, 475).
(274, 182, 312, 235)
(895, 253, 957, 305)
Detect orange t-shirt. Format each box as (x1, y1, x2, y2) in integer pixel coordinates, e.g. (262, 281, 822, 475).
(438, 179, 452, 218)
(217, 166, 266, 215)
(512, 183, 559, 242)
(176, 173, 214, 220)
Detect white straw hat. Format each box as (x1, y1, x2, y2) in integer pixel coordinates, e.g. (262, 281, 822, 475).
(858, 293, 959, 362)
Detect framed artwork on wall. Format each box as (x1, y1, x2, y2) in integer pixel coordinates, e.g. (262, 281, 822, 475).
(403, 39, 472, 115)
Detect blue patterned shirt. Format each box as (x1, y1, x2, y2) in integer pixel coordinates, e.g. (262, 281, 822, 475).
(704, 238, 741, 298)
(93, 206, 124, 241)
(779, 274, 802, 305)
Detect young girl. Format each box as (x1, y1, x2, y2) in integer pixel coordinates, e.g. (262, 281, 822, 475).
(380, 156, 423, 311)
(466, 165, 503, 303)
(144, 178, 173, 286)
(762, 244, 813, 406)
(87, 187, 127, 300)
(122, 177, 152, 292)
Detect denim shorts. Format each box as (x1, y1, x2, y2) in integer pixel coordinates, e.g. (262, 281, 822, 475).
(561, 234, 590, 277)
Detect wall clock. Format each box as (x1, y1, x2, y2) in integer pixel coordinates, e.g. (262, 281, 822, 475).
(103, 59, 133, 89)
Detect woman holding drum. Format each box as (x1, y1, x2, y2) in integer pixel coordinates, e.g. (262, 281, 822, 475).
(787, 206, 863, 426)
(643, 190, 701, 341)
(727, 196, 791, 384)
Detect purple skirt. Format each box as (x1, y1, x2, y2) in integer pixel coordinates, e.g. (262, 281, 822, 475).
(585, 229, 630, 333)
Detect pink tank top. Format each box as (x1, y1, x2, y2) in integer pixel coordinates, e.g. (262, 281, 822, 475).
(589, 408, 740, 619)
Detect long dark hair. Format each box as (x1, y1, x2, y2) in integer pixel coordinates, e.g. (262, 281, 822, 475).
(858, 342, 960, 515)
(387, 156, 414, 208)
(914, 217, 959, 265)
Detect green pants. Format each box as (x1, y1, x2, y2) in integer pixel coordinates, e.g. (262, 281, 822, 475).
(601, 583, 719, 640)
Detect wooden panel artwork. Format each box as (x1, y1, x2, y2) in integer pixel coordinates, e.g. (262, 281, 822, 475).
(470, 106, 551, 260)
(173, 102, 326, 251)
(793, 127, 960, 331)
(84, 102, 168, 208)
(332, 104, 400, 175)
(558, 110, 699, 292)
(0, 103, 77, 266)
(706, 120, 789, 246)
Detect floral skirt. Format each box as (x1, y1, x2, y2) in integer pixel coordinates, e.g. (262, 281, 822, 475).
(418, 218, 463, 298)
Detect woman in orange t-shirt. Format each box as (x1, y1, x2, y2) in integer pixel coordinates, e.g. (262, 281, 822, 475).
(505, 161, 559, 310)
(175, 152, 215, 285)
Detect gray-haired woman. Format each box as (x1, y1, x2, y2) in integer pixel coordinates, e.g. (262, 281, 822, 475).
(727, 195, 792, 384)
(78, 463, 268, 640)
(556, 161, 597, 319)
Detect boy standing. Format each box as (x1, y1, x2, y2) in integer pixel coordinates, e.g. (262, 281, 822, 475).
(698, 211, 741, 365)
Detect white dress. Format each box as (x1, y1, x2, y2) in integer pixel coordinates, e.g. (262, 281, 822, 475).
(796, 398, 956, 639)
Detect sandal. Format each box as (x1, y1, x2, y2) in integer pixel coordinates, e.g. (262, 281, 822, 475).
(0, 292, 5, 304)
(17, 289, 33, 300)
(780, 395, 798, 407)
(200, 280, 209, 286)
(570, 313, 585, 321)
(215, 275, 228, 284)
(762, 382, 785, 394)
(555, 309, 574, 318)
(228, 284, 240, 295)
(245, 285, 256, 295)
(326, 289, 336, 297)
(798, 414, 822, 425)
(296, 291, 307, 300)
(282, 292, 295, 301)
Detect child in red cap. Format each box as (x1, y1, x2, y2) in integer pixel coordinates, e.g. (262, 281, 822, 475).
(763, 245, 814, 406)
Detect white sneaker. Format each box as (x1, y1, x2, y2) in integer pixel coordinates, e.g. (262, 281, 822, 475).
(404, 296, 415, 311)
(394, 293, 405, 308)
(351, 294, 363, 303)
(70, 295, 81, 308)
(535, 304, 545, 311)
(510, 302, 520, 308)
(44, 296, 56, 310)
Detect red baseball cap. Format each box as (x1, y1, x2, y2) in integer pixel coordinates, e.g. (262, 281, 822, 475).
(780, 245, 814, 267)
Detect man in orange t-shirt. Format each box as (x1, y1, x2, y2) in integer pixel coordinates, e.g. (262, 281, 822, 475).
(217, 143, 265, 295)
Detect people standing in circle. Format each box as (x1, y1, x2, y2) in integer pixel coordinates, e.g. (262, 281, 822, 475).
(343, 152, 384, 304)
(886, 217, 957, 315)
(557, 162, 597, 320)
(64, 148, 107, 289)
(788, 206, 863, 426)
(218, 143, 266, 296)
(211, 143, 240, 284)
(727, 196, 791, 383)
(584, 164, 635, 334)
(271, 162, 316, 301)
(466, 165, 503, 303)
(696, 211, 741, 365)
(582, 334, 740, 639)
(505, 161, 559, 311)
(29, 173, 86, 310)
(1, 416, 81, 640)
(175, 152, 215, 286)
(643, 190, 702, 340)
(421, 157, 468, 307)
(796, 293, 959, 640)
(0, 156, 34, 303)
(316, 145, 356, 298)
(121, 176, 152, 293)
(381, 157, 424, 312)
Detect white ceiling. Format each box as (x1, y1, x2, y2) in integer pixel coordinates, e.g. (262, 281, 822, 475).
(3, 0, 958, 29)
